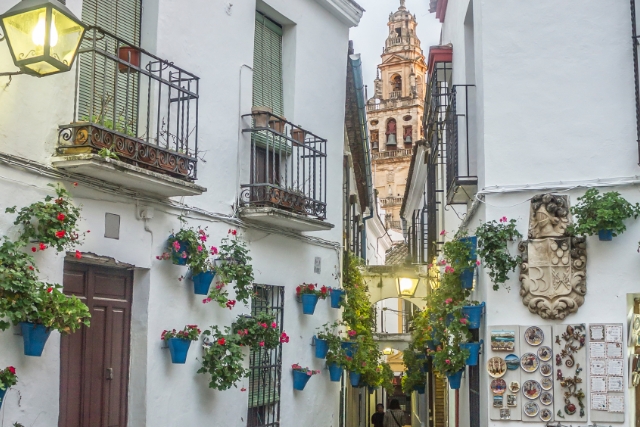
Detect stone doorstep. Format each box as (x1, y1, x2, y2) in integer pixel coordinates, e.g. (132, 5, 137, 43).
(51, 154, 206, 198)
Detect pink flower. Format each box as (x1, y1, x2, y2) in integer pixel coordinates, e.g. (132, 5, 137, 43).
(445, 298, 453, 304)
(197, 246, 203, 252)
(348, 330, 357, 337)
(241, 387, 247, 392)
(440, 230, 446, 236)
(439, 259, 446, 265)
(445, 266, 455, 274)
(261, 323, 268, 328)
(211, 246, 218, 255)
(181, 252, 187, 259)
(271, 322, 277, 328)
(476, 260, 481, 266)
(172, 241, 181, 251)
(280, 332, 290, 343)
(75, 250, 82, 259)
(199, 235, 207, 242)
(500, 216, 508, 223)
(445, 359, 451, 364)
(259, 341, 265, 347)
(460, 318, 467, 324)
(306, 370, 312, 376)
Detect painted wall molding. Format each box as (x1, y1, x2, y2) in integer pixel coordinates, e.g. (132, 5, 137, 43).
(313, 0, 364, 27)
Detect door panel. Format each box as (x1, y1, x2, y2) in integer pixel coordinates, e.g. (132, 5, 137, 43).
(60, 264, 133, 427)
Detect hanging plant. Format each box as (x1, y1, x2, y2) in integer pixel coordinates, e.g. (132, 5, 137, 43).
(476, 218, 522, 291)
(161, 325, 201, 364)
(158, 222, 214, 270)
(231, 313, 288, 350)
(198, 325, 248, 391)
(214, 230, 254, 304)
(5, 183, 85, 252)
(0, 366, 17, 392)
(570, 189, 640, 240)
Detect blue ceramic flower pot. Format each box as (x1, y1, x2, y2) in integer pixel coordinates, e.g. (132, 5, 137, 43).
(368, 386, 376, 394)
(330, 289, 345, 308)
(460, 267, 474, 289)
(462, 302, 485, 329)
(349, 371, 361, 387)
(413, 384, 426, 394)
(171, 239, 189, 265)
(20, 322, 51, 357)
(598, 229, 613, 241)
(328, 363, 343, 382)
(301, 294, 319, 315)
(192, 271, 216, 295)
(426, 340, 437, 351)
(168, 338, 192, 364)
(445, 314, 454, 326)
(293, 370, 311, 390)
(460, 340, 483, 366)
(0, 388, 6, 410)
(315, 336, 329, 359)
(341, 341, 356, 357)
(459, 236, 477, 261)
(447, 370, 464, 389)
(415, 354, 430, 373)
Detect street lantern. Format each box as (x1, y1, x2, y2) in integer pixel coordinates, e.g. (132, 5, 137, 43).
(396, 277, 419, 297)
(0, 0, 85, 77)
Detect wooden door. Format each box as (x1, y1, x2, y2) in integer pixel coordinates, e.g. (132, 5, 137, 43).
(59, 263, 133, 427)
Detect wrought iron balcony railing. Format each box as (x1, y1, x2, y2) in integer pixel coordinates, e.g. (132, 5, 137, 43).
(57, 26, 200, 180)
(241, 112, 327, 220)
(445, 85, 478, 204)
(372, 148, 412, 160)
(380, 197, 403, 207)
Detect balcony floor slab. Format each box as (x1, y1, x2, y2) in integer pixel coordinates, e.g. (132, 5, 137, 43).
(51, 154, 206, 198)
(238, 207, 334, 232)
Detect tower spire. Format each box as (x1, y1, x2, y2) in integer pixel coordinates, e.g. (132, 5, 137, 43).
(399, 0, 406, 10)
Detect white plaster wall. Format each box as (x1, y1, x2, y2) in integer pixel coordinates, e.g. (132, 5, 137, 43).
(0, 0, 355, 426)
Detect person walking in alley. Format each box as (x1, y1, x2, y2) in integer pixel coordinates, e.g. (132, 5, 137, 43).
(371, 403, 385, 427)
(383, 399, 405, 427)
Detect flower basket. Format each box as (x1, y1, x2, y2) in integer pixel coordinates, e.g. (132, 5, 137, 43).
(447, 370, 464, 389)
(460, 267, 474, 289)
(168, 338, 192, 364)
(171, 240, 189, 265)
(314, 336, 329, 359)
(461, 302, 485, 329)
(330, 288, 345, 308)
(20, 322, 51, 357)
(413, 384, 426, 394)
(293, 370, 312, 390)
(301, 294, 319, 315)
(328, 363, 343, 382)
(349, 371, 361, 387)
(598, 229, 613, 241)
(460, 340, 483, 366)
(459, 236, 477, 261)
(192, 271, 216, 295)
(341, 341, 356, 358)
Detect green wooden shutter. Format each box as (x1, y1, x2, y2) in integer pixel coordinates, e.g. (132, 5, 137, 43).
(253, 13, 283, 116)
(78, 0, 142, 135)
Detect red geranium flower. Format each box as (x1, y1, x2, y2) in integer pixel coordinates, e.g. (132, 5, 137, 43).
(57, 213, 66, 221)
(217, 337, 226, 345)
(31, 247, 37, 252)
(307, 284, 315, 291)
(55, 230, 66, 238)
(39, 243, 46, 250)
(75, 250, 82, 259)
(8, 366, 16, 375)
(46, 287, 53, 293)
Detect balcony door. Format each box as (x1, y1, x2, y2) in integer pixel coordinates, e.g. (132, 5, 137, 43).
(59, 263, 133, 427)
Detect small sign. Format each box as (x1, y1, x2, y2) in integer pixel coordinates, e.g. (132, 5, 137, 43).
(314, 257, 321, 274)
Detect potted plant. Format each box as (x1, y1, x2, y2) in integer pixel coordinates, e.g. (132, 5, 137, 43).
(326, 348, 346, 382)
(570, 188, 640, 241)
(161, 325, 201, 364)
(0, 366, 17, 410)
(231, 313, 289, 350)
(251, 106, 272, 128)
(117, 46, 140, 73)
(460, 340, 483, 367)
(315, 321, 342, 359)
(401, 370, 426, 395)
(292, 364, 320, 390)
(441, 232, 477, 289)
(214, 230, 254, 304)
(476, 217, 522, 291)
(431, 342, 469, 390)
(461, 301, 485, 330)
(5, 183, 85, 253)
(290, 127, 306, 144)
(330, 287, 345, 309)
(198, 325, 249, 391)
(296, 283, 328, 315)
(268, 116, 287, 134)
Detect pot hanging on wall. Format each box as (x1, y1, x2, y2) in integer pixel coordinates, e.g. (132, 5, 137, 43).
(20, 322, 51, 357)
(293, 370, 312, 391)
(192, 271, 216, 295)
(447, 370, 464, 390)
(167, 338, 192, 364)
(301, 294, 319, 315)
(460, 340, 483, 366)
(461, 302, 485, 329)
(328, 363, 343, 382)
(314, 336, 329, 359)
(330, 288, 345, 309)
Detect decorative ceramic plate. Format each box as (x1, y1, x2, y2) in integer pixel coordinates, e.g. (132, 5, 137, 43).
(540, 408, 552, 422)
(524, 326, 544, 346)
(509, 381, 520, 393)
(541, 377, 553, 390)
(487, 357, 507, 378)
(524, 402, 540, 417)
(540, 363, 552, 377)
(505, 354, 519, 371)
(540, 391, 553, 406)
(520, 353, 539, 373)
(522, 380, 542, 400)
(491, 379, 507, 395)
(537, 346, 552, 361)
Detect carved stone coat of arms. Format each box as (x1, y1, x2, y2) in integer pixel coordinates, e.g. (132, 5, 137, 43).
(519, 194, 587, 320)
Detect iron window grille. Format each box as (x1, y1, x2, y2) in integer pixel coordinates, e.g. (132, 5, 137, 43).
(57, 26, 200, 180)
(247, 284, 285, 427)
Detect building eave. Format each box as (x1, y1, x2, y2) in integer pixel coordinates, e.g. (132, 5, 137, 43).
(314, 0, 364, 27)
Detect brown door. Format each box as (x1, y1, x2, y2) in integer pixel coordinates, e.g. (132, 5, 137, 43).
(59, 263, 133, 427)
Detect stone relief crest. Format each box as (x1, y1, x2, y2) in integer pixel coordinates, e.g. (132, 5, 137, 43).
(519, 194, 587, 319)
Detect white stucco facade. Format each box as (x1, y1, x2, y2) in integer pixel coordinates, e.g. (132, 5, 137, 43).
(0, 0, 364, 426)
(403, 1, 640, 426)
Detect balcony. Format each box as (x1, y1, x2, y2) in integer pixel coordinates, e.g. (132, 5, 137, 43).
(380, 197, 403, 207)
(372, 148, 412, 160)
(239, 112, 333, 232)
(366, 98, 421, 113)
(445, 85, 478, 204)
(53, 27, 204, 198)
(389, 91, 402, 99)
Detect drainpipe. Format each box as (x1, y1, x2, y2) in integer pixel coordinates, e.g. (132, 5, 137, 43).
(631, 0, 640, 164)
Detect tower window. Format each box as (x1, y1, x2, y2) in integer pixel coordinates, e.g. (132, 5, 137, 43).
(392, 75, 402, 92)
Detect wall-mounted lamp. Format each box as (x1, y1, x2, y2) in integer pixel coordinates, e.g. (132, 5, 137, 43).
(396, 277, 419, 297)
(383, 347, 393, 355)
(0, 0, 85, 77)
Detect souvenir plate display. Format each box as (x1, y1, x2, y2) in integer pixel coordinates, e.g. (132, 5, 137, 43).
(540, 391, 553, 406)
(505, 354, 519, 371)
(524, 327, 544, 346)
(509, 381, 520, 393)
(500, 409, 511, 420)
(537, 346, 552, 361)
(520, 353, 539, 373)
(540, 408, 552, 422)
(488, 357, 507, 378)
(491, 330, 516, 352)
(524, 402, 539, 417)
(491, 379, 507, 395)
(540, 363, 552, 377)
(522, 380, 542, 400)
(541, 377, 553, 390)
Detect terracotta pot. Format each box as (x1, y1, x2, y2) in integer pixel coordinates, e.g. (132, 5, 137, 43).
(251, 107, 272, 128)
(118, 47, 140, 73)
(291, 128, 306, 143)
(269, 118, 286, 134)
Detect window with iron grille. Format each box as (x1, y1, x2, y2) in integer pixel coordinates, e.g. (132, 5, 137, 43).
(247, 284, 285, 427)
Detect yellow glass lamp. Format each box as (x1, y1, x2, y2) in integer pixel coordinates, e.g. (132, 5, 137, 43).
(0, 0, 85, 77)
(396, 277, 419, 297)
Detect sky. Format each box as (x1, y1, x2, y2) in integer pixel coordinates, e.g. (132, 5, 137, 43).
(349, 0, 442, 96)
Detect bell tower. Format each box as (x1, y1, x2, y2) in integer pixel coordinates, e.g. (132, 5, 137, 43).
(367, 0, 427, 232)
